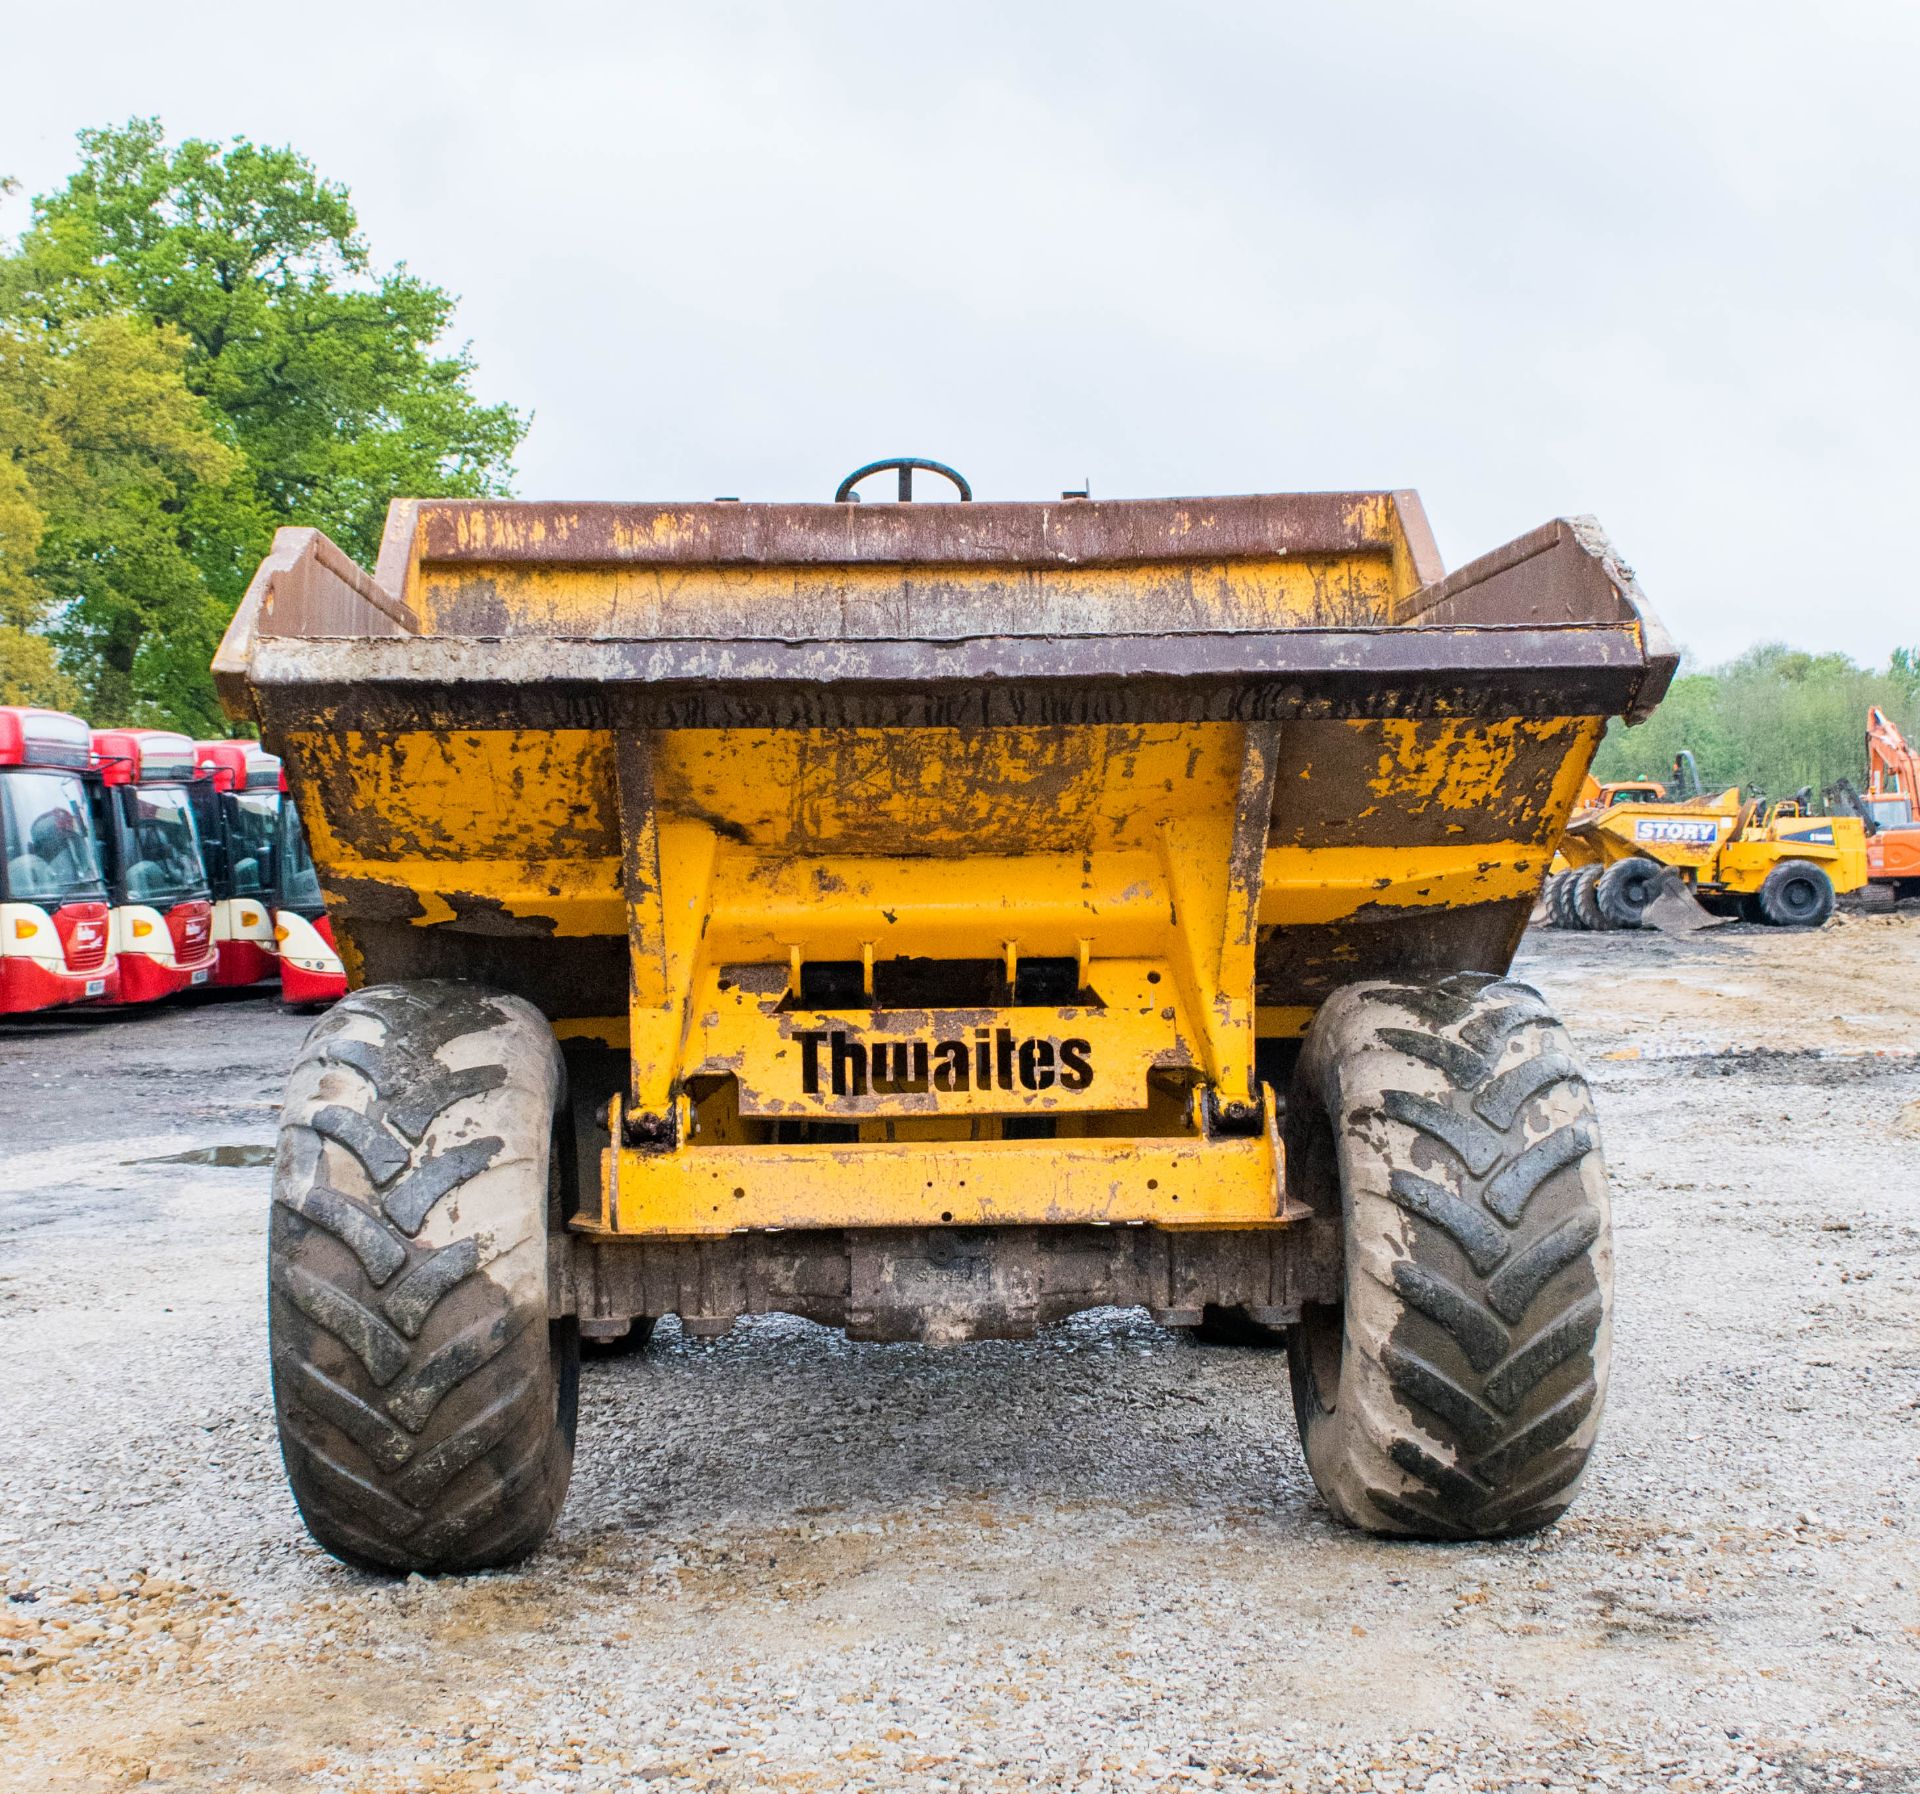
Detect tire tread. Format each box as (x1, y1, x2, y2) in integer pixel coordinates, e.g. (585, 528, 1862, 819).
(268, 981, 575, 1574)
(1290, 976, 1612, 1539)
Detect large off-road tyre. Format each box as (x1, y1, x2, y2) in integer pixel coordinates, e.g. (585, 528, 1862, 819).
(1570, 865, 1606, 931)
(1285, 973, 1612, 1539)
(1753, 860, 1835, 928)
(1545, 872, 1580, 930)
(268, 981, 579, 1573)
(1536, 872, 1565, 928)
(1595, 858, 1660, 930)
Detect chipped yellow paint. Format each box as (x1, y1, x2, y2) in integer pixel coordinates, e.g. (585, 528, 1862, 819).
(413, 557, 1401, 639)
(290, 728, 617, 864)
(1542, 717, 1609, 831)
(656, 724, 1241, 855)
(1341, 493, 1399, 554)
(410, 890, 459, 929)
(1363, 716, 1593, 815)
(1258, 843, 1546, 926)
(599, 1128, 1286, 1237)
(240, 488, 1649, 1247)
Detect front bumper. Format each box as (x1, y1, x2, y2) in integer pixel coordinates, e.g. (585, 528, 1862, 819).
(591, 1119, 1295, 1239)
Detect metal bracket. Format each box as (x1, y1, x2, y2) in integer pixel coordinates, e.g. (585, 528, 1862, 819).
(614, 731, 718, 1129)
(1155, 721, 1281, 1110)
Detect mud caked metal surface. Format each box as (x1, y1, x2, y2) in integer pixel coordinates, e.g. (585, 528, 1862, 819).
(223, 480, 1673, 1562)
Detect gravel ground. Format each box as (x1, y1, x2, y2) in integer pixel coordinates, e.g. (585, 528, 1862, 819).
(1, 917, 1917, 1793)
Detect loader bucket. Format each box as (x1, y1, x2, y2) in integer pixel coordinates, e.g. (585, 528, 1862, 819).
(218, 488, 1672, 1258)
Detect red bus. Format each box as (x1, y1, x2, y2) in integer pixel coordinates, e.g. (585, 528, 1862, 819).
(0, 707, 116, 1014)
(272, 789, 346, 1005)
(191, 740, 284, 987)
(89, 729, 218, 1004)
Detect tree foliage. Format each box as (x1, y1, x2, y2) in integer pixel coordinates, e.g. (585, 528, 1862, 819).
(1595, 642, 1920, 800)
(0, 314, 237, 718)
(0, 119, 525, 725)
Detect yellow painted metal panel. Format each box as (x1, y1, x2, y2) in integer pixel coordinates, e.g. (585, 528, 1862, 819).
(702, 848, 1172, 962)
(416, 556, 1401, 640)
(290, 728, 618, 861)
(653, 725, 1243, 856)
(1258, 843, 1548, 926)
(273, 707, 1606, 1147)
(600, 1130, 1285, 1237)
(1362, 717, 1579, 818)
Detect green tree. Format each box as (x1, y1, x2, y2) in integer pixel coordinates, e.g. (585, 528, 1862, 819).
(0, 451, 61, 706)
(1595, 642, 1920, 799)
(0, 313, 237, 721)
(1892, 646, 1920, 703)
(0, 119, 526, 722)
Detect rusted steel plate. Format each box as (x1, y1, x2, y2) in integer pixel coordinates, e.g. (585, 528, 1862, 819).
(567, 1222, 1344, 1344)
(417, 559, 1408, 641)
(1266, 717, 1604, 850)
(401, 491, 1433, 570)
(1404, 516, 1670, 655)
(244, 619, 1663, 733)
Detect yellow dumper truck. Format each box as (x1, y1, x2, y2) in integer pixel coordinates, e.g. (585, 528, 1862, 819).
(1545, 787, 1868, 929)
(217, 472, 1675, 1571)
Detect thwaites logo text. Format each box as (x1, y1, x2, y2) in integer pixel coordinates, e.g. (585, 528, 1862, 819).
(794, 1029, 1094, 1099)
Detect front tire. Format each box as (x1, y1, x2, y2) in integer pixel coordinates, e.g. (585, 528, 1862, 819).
(1286, 974, 1612, 1538)
(1595, 858, 1660, 929)
(269, 981, 578, 1573)
(1754, 861, 1835, 928)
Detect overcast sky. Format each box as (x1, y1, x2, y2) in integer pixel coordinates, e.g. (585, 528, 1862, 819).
(5, 1, 1915, 666)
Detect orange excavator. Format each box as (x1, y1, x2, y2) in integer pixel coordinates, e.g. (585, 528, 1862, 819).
(1862, 705, 1920, 899)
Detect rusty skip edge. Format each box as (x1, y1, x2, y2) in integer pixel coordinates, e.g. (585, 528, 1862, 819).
(229, 638, 1666, 735)
(214, 510, 1676, 727)
(396, 490, 1444, 572)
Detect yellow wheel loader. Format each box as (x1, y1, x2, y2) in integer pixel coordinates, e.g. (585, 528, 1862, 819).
(217, 473, 1675, 1571)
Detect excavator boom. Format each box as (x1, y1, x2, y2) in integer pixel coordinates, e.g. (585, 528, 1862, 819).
(1863, 705, 1920, 895)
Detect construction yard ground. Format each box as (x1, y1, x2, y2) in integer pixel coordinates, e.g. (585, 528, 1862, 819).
(1, 909, 1917, 1793)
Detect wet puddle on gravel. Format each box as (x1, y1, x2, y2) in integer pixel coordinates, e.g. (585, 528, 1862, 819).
(127, 1144, 277, 1168)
